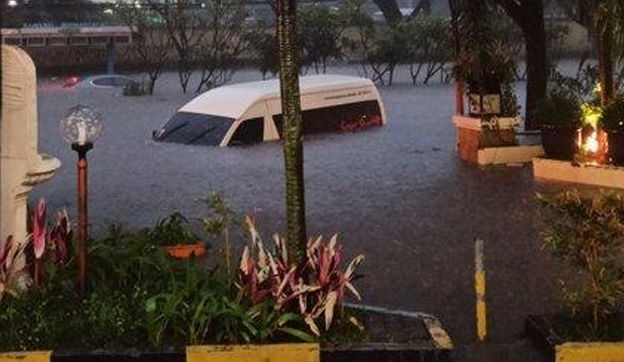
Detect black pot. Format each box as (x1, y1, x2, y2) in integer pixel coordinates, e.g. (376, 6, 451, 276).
(607, 130, 624, 166)
(541, 125, 577, 160)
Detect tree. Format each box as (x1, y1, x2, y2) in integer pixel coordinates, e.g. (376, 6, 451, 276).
(274, 0, 307, 262)
(372, 0, 431, 25)
(343, 0, 409, 86)
(591, 0, 624, 105)
(194, 0, 248, 92)
(407, 14, 453, 85)
(298, 4, 347, 74)
(117, 4, 171, 95)
(555, 0, 624, 103)
(246, 24, 279, 79)
(146, 0, 206, 93)
(494, 0, 548, 129)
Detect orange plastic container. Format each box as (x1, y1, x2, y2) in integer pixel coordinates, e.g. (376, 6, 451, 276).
(164, 243, 206, 259)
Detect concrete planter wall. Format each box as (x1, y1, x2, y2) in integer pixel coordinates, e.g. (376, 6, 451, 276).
(0, 305, 452, 362)
(452, 115, 543, 165)
(532, 157, 624, 190)
(526, 315, 624, 362)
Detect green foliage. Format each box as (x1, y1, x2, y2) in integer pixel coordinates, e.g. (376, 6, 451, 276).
(123, 82, 147, 97)
(144, 260, 261, 346)
(148, 212, 200, 246)
(366, 23, 411, 85)
(201, 193, 237, 281)
(298, 4, 348, 74)
(455, 2, 516, 95)
(500, 84, 521, 118)
(538, 190, 624, 337)
(0, 194, 368, 352)
(245, 25, 278, 79)
(533, 86, 582, 128)
(600, 94, 624, 131)
(0, 225, 315, 352)
(247, 4, 347, 77)
(405, 14, 453, 85)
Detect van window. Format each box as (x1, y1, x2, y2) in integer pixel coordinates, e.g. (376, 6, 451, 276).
(229, 117, 264, 145)
(272, 100, 382, 137)
(153, 112, 234, 146)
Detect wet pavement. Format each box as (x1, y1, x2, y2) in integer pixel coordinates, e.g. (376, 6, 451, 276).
(34, 65, 581, 360)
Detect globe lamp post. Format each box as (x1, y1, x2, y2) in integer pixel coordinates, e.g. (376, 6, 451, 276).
(60, 105, 103, 295)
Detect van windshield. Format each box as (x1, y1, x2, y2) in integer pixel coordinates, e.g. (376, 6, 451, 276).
(153, 112, 234, 146)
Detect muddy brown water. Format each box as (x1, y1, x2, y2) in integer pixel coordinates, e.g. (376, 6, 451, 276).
(34, 64, 582, 350)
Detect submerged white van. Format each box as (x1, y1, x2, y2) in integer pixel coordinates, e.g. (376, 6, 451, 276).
(153, 75, 387, 147)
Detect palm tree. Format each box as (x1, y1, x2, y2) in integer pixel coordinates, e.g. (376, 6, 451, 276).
(275, 0, 307, 263)
(592, 0, 624, 105)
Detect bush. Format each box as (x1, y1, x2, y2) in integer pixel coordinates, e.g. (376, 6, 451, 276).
(600, 95, 624, 131)
(148, 212, 200, 246)
(533, 87, 581, 128)
(0, 227, 312, 351)
(123, 82, 147, 97)
(538, 191, 624, 339)
(0, 204, 367, 351)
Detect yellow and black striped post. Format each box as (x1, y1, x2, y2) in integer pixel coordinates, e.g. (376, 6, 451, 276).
(475, 238, 487, 342)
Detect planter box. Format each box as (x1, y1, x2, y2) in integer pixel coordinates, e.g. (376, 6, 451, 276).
(532, 157, 624, 190)
(477, 145, 544, 166)
(452, 115, 520, 164)
(526, 315, 624, 362)
(0, 345, 315, 362)
(324, 304, 452, 362)
(0, 305, 452, 362)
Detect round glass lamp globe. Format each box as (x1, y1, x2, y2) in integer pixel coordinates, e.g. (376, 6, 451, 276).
(60, 105, 104, 145)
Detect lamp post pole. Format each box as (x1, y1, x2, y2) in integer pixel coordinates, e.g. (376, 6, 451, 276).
(72, 142, 93, 296)
(61, 104, 103, 296)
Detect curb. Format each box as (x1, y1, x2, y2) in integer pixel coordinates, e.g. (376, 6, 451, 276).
(1, 307, 452, 362)
(0, 344, 318, 362)
(0, 340, 453, 362)
(526, 315, 624, 362)
(556, 342, 624, 362)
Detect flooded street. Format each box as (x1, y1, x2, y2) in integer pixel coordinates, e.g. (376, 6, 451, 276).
(34, 64, 575, 357)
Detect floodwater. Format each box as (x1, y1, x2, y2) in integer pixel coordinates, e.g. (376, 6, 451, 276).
(34, 63, 582, 360)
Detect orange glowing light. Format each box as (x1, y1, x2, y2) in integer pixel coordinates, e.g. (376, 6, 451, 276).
(583, 131, 599, 154)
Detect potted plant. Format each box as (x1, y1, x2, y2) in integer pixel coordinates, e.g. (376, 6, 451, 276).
(600, 95, 624, 165)
(527, 191, 624, 360)
(451, 3, 521, 163)
(149, 212, 206, 259)
(533, 88, 581, 160)
(455, 2, 516, 119)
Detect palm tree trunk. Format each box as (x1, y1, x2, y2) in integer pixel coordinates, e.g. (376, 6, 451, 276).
(598, 19, 614, 105)
(276, 0, 307, 263)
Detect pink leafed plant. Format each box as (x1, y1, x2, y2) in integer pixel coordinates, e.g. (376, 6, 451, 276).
(49, 210, 73, 264)
(32, 198, 47, 260)
(0, 236, 32, 302)
(237, 216, 365, 336)
(0, 199, 73, 296)
(32, 198, 73, 265)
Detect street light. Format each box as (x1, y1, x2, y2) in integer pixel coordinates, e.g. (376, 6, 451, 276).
(60, 105, 103, 295)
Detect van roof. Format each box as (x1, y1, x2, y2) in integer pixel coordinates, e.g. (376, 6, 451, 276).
(179, 74, 374, 119)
